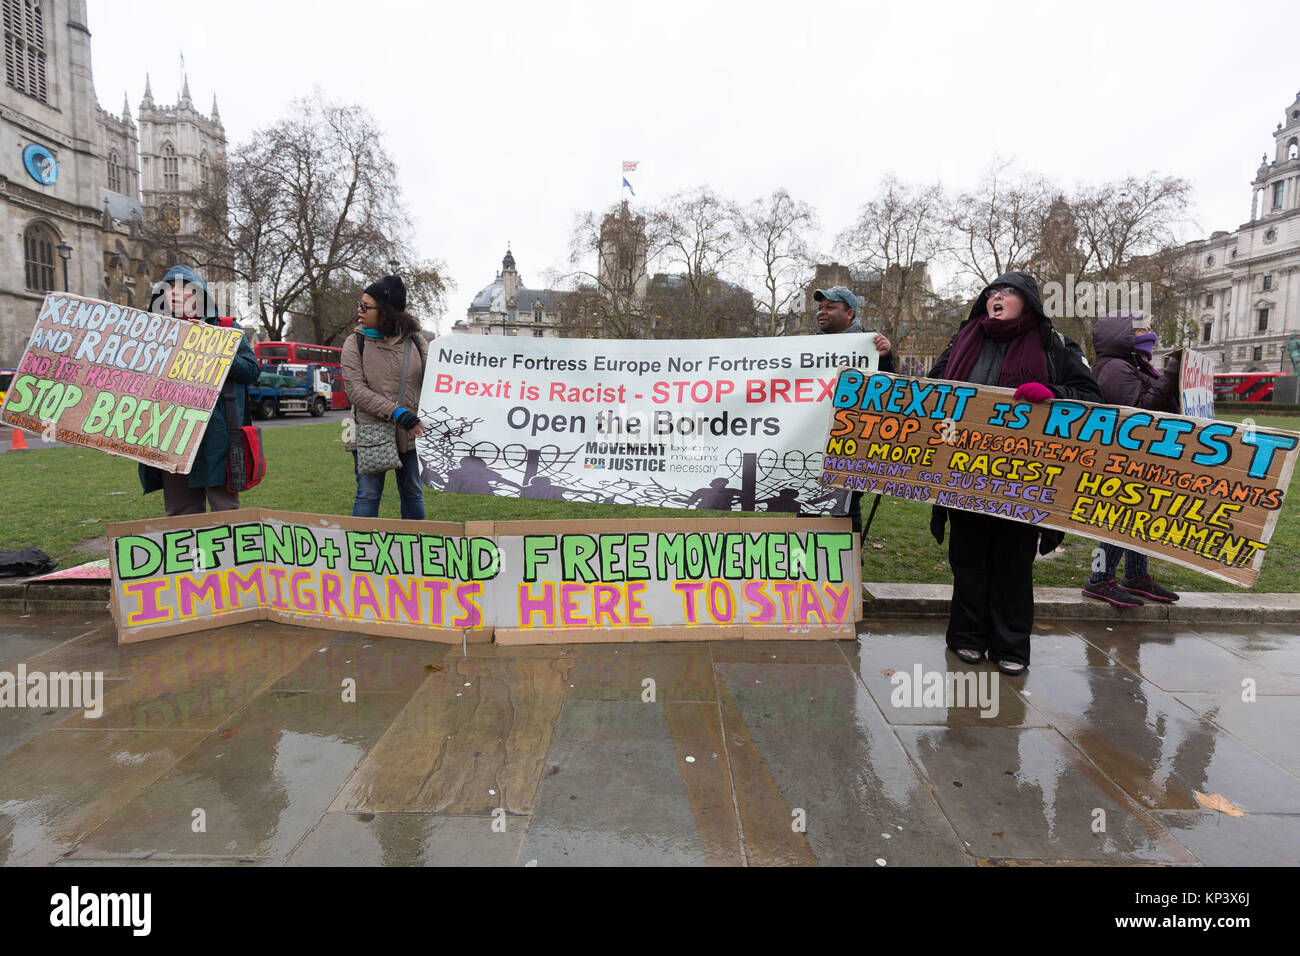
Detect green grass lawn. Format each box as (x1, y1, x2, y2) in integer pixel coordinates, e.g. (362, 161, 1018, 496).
(3, 416, 1299, 593)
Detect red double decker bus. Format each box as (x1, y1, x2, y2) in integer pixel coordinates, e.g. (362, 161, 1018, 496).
(255, 341, 350, 409)
(1212, 372, 1285, 404)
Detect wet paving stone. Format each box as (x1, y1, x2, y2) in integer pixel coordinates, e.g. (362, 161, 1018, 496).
(845, 633, 1046, 728)
(0, 729, 201, 866)
(708, 639, 846, 666)
(1154, 811, 1300, 866)
(715, 682, 818, 866)
(0, 679, 130, 759)
(1187, 626, 1300, 677)
(1065, 622, 1297, 695)
(56, 627, 326, 731)
(518, 700, 707, 866)
(0, 617, 108, 669)
(69, 689, 411, 860)
(271, 630, 449, 693)
(716, 662, 970, 866)
(1016, 667, 1300, 812)
(1174, 692, 1300, 777)
(895, 726, 1193, 863)
(855, 619, 1117, 668)
(287, 811, 526, 866)
(663, 701, 743, 866)
(332, 656, 571, 815)
(567, 643, 715, 701)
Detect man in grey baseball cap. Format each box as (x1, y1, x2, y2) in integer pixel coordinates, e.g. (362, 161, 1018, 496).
(808, 286, 894, 535)
(813, 286, 895, 371)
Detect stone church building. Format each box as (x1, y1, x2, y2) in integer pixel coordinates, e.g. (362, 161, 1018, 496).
(2, 0, 225, 365)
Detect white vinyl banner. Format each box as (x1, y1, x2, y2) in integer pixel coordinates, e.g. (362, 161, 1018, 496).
(416, 334, 879, 514)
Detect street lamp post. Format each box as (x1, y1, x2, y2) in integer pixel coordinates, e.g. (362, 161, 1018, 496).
(56, 240, 73, 292)
(387, 257, 399, 275)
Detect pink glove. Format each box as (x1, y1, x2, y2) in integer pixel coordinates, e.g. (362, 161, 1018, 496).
(1013, 382, 1055, 403)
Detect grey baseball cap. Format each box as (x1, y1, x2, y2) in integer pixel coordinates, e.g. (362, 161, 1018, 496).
(813, 286, 857, 312)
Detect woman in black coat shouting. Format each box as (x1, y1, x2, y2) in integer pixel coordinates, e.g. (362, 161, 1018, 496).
(929, 271, 1101, 675)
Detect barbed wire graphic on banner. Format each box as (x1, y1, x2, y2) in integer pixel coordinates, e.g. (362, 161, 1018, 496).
(415, 408, 842, 513)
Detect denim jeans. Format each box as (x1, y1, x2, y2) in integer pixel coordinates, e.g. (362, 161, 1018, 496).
(1088, 543, 1148, 584)
(352, 449, 425, 520)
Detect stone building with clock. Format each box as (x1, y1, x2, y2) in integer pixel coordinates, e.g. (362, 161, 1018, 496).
(1, 0, 225, 366)
(1181, 89, 1300, 374)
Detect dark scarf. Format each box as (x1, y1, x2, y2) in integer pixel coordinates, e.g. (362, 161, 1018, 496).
(944, 312, 1048, 388)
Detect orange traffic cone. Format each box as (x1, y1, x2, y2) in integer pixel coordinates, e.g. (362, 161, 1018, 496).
(8, 428, 28, 451)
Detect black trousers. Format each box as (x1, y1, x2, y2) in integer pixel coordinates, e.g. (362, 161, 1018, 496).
(945, 510, 1038, 665)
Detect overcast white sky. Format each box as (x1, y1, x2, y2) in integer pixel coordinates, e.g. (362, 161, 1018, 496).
(88, 0, 1300, 332)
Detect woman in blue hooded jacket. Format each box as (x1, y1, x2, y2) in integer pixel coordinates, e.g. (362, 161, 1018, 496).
(137, 265, 260, 515)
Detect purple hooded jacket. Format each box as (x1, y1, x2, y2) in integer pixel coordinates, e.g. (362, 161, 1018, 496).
(1089, 311, 1179, 412)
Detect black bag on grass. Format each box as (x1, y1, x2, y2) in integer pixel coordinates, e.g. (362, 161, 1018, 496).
(0, 548, 56, 578)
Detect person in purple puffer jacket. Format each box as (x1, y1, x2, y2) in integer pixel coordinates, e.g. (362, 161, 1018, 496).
(1081, 309, 1182, 607)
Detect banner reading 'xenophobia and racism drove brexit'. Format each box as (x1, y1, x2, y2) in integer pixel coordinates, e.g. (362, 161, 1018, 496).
(109, 511, 859, 644)
(821, 370, 1300, 587)
(0, 293, 243, 473)
(415, 334, 878, 515)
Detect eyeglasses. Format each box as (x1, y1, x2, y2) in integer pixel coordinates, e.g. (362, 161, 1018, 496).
(985, 286, 1019, 300)
(357, 301, 379, 313)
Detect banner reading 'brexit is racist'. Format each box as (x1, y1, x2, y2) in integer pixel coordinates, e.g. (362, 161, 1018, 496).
(0, 293, 243, 473)
(415, 334, 879, 515)
(821, 370, 1299, 587)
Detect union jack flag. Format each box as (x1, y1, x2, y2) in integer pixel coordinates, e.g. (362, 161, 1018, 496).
(622, 161, 638, 172)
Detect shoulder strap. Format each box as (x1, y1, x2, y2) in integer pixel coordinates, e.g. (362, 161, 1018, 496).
(397, 338, 413, 397)
(222, 377, 240, 439)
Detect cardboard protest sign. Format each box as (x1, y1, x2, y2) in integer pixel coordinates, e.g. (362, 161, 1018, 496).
(108, 511, 859, 645)
(417, 334, 878, 515)
(0, 293, 244, 473)
(479, 518, 860, 645)
(821, 370, 1300, 587)
(1178, 348, 1216, 419)
(109, 510, 489, 645)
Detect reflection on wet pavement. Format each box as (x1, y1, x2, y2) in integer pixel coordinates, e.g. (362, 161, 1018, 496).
(896, 727, 1192, 863)
(1018, 667, 1300, 812)
(1, 611, 1296, 865)
(71, 690, 411, 861)
(1063, 622, 1299, 694)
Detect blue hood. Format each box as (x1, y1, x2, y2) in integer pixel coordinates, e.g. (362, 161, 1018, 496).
(155, 264, 218, 319)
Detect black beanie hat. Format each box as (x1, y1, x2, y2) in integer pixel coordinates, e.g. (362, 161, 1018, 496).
(364, 275, 406, 313)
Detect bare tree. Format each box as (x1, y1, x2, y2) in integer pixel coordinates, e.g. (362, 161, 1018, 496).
(946, 159, 1053, 290)
(836, 176, 948, 349)
(652, 187, 745, 337)
(1054, 174, 1193, 354)
(738, 188, 818, 336)
(200, 91, 443, 345)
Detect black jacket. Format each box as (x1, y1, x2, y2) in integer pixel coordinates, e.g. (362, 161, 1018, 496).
(928, 271, 1101, 553)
